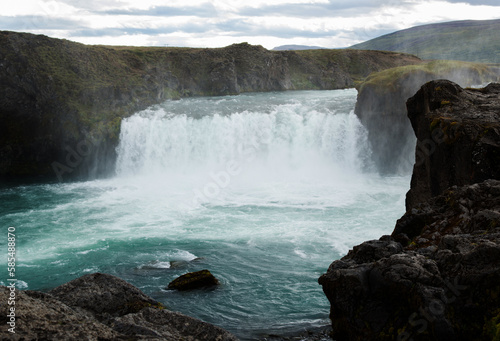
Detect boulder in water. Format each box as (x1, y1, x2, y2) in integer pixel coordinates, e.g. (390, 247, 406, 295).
(167, 270, 220, 291)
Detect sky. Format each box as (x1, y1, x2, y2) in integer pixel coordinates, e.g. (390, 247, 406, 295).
(2, 0, 500, 49)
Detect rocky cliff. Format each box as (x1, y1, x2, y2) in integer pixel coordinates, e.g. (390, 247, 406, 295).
(406, 80, 500, 209)
(354, 61, 500, 174)
(0, 31, 421, 181)
(0, 273, 238, 340)
(319, 80, 500, 340)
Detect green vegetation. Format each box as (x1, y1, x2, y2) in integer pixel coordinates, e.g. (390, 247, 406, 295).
(350, 19, 500, 63)
(357, 60, 498, 94)
(484, 309, 500, 340)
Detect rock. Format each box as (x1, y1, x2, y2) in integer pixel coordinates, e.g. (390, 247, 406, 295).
(112, 307, 238, 341)
(320, 182, 500, 340)
(49, 272, 164, 318)
(320, 80, 500, 340)
(167, 269, 220, 291)
(0, 288, 119, 340)
(406, 80, 500, 210)
(354, 63, 500, 174)
(0, 272, 238, 340)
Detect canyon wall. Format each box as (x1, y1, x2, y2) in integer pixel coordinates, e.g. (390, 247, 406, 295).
(0, 31, 421, 181)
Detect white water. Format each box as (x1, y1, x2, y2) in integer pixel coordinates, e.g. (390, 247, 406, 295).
(0, 89, 409, 340)
(114, 90, 373, 214)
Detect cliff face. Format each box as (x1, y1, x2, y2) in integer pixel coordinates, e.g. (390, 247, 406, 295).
(319, 80, 500, 340)
(354, 61, 500, 174)
(406, 80, 500, 209)
(0, 31, 422, 181)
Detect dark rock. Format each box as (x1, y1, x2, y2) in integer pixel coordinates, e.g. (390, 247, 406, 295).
(320, 181, 500, 340)
(167, 269, 220, 291)
(320, 80, 500, 340)
(49, 272, 163, 318)
(406, 80, 500, 210)
(0, 272, 238, 340)
(0, 288, 119, 340)
(112, 307, 238, 341)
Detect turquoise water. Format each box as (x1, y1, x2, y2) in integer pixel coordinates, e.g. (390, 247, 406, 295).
(0, 90, 409, 340)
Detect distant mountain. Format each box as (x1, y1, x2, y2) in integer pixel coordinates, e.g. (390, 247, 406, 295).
(273, 44, 327, 51)
(350, 19, 500, 63)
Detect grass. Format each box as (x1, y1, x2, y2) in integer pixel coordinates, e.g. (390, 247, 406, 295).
(357, 60, 498, 94)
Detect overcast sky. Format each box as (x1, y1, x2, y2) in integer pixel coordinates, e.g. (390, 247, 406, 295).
(2, 0, 500, 49)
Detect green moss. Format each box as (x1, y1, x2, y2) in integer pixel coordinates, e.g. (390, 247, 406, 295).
(484, 310, 500, 340)
(430, 118, 441, 131)
(357, 60, 497, 95)
(124, 300, 166, 314)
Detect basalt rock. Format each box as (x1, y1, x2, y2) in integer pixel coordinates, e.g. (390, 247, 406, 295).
(48, 272, 164, 318)
(406, 80, 500, 210)
(0, 272, 238, 341)
(320, 80, 500, 341)
(167, 269, 220, 291)
(319, 181, 500, 341)
(0, 288, 119, 341)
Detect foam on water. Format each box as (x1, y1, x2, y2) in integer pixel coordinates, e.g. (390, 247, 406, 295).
(0, 90, 409, 339)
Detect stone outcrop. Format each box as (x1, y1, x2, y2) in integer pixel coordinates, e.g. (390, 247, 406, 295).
(319, 80, 500, 340)
(0, 31, 421, 181)
(406, 80, 500, 209)
(0, 273, 238, 341)
(354, 62, 500, 174)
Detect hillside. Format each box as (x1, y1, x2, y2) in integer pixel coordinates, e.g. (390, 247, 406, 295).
(354, 60, 500, 174)
(0, 31, 422, 180)
(272, 45, 327, 50)
(350, 19, 500, 63)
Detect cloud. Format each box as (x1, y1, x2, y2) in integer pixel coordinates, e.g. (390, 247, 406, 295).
(100, 4, 219, 17)
(448, 0, 500, 4)
(1, 0, 500, 49)
(0, 16, 82, 31)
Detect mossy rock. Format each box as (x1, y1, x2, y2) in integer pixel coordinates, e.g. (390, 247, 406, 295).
(167, 270, 220, 291)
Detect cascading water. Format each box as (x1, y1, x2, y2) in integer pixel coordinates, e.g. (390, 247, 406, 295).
(0, 89, 409, 340)
(114, 90, 373, 211)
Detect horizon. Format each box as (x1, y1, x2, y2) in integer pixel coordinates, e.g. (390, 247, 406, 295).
(2, 1, 500, 49)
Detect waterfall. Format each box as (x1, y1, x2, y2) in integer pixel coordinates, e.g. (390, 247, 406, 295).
(115, 91, 372, 180)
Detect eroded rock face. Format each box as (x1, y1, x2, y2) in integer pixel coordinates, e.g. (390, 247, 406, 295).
(0, 273, 238, 341)
(49, 272, 164, 318)
(320, 181, 500, 340)
(406, 80, 500, 210)
(0, 288, 119, 340)
(320, 80, 500, 341)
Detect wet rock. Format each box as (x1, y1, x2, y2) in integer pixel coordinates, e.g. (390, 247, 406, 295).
(0, 272, 238, 340)
(49, 272, 163, 318)
(0, 288, 119, 341)
(167, 269, 220, 291)
(112, 307, 238, 341)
